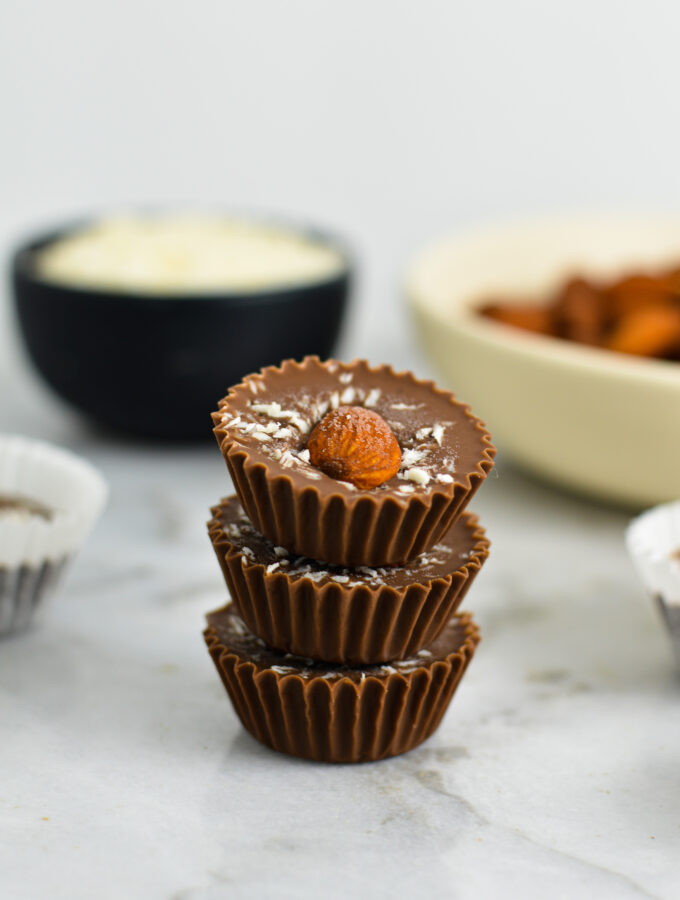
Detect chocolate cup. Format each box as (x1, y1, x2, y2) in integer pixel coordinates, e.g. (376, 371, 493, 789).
(212, 357, 495, 567)
(203, 605, 480, 763)
(208, 495, 489, 664)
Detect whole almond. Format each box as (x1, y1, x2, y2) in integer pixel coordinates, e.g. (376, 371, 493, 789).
(307, 406, 401, 489)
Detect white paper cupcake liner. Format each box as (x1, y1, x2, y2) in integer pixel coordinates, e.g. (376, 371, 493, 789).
(0, 435, 108, 636)
(626, 501, 680, 667)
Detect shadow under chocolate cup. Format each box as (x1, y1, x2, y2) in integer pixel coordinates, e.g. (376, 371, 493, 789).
(208, 495, 489, 664)
(212, 357, 495, 568)
(204, 605, 480, 763)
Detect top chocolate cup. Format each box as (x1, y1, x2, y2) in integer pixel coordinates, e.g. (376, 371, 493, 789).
(212, 357, 495, 567)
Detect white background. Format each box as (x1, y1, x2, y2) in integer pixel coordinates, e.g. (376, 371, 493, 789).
(3, 0, 680, 376)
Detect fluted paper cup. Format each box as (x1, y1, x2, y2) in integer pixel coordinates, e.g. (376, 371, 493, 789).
(0, 435, 108, 635)
(626, 501, 680, 668)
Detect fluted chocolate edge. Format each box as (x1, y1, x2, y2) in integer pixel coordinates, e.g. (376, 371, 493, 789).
(208, 501, 489, 664)
(203, 611, 480, 763)
(212, 357, 496, 567)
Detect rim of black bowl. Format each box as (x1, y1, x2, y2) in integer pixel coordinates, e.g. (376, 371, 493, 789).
(11, 212, 355, 304)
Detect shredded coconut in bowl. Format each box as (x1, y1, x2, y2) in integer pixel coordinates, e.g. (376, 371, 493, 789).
(35, 215, 346, 294)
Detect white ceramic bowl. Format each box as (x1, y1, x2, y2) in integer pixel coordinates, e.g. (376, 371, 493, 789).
(406, 213, 680, 507)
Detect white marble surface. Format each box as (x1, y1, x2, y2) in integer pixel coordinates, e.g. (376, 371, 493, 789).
(1, 351, 679, 900)
(4, 3, 680, 893)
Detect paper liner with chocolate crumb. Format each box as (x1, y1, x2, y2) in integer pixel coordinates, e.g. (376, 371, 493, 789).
(208, 495, 489, 665)
(212, 357, 495, 567)
(203, 605, 480, 763)
(626, 501, 680, 668)
(0, 435, 108, 637)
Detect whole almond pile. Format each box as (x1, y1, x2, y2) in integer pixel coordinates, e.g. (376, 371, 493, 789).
(480, 265, 680, 360)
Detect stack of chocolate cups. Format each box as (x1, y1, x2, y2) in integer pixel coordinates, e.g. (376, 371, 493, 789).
(204, 358, 495, 763)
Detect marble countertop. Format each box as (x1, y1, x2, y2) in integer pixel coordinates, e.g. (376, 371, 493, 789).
(1, 352, 678, 900)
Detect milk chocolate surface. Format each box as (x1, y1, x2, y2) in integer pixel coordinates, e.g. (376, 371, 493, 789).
(204, 603, 479, 762)
(215, 357, 491, 498)
(206, 604, 475, 683)
(212, 358, 495, 567)
(209, 495, 488, 665)
(214, 495, 482, 589)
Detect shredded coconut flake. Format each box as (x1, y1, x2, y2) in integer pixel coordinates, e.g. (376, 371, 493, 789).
(432, 423, 445, 445)
(279, 450, 296, 467)
(364, 388, 381, 407)
(288, 414, 309, 433)
(301, 571, 328, 583)
(406, 467, 430, 485)
(401, 448, 428, 468)
(436, 473, 454, 484)
(314, 400, 329, 420)
(415, 426, 433, 440)
(339, 372, 353, 384)
(340, 386, 355, 404)
(229, 617, 248, 635)
(297, 449, 311, 463)
(266, 562, 280, 574)
(250, 401, 284, 417)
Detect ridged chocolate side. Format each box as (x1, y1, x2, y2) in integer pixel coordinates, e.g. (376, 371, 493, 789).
(208, 501, 489, 664)
(203, 612, 480, 763)
(0, 558, 68, 636)
(213, 357, 496, 567)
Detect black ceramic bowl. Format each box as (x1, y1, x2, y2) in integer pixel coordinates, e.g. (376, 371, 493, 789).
(11, 218, 352, 439)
